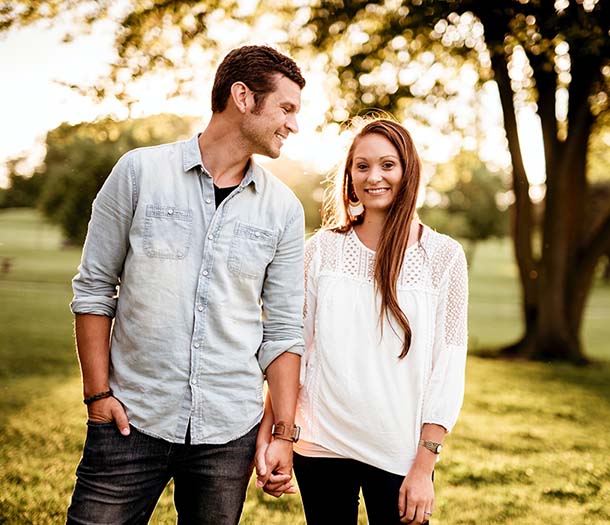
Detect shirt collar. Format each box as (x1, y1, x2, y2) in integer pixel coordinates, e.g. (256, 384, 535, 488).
(182, 134, 204, 172)
(182, 133, 262, 194)
(242, 159, 262, 194)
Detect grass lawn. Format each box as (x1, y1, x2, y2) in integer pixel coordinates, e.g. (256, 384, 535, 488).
(1, 208, 609, 524)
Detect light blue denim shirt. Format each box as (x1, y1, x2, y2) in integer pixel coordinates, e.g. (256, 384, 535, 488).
(71, 134, 305, 444)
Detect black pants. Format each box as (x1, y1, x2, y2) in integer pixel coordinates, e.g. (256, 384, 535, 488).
(294, 452, 430, 525)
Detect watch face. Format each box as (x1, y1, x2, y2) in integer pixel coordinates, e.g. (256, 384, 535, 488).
(435, 444, 442, 454)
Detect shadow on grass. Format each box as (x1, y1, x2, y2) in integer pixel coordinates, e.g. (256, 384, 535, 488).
(468, 347, 610, 419)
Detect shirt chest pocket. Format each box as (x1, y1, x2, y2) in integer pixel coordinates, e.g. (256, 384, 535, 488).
(144, 205, 193, 259)
(228, 222, 276, 280)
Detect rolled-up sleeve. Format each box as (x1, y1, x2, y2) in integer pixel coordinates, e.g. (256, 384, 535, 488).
(422, 244, 469, 432)
(257, 199, 305, 372)
(70, 152, 136, 317)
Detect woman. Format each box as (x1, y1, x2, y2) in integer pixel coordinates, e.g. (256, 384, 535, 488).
(293, 119, 468, 524)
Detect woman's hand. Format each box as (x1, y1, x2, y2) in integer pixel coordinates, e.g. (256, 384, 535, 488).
(398, 465, 434, 523)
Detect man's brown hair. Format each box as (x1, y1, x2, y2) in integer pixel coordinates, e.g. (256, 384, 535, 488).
(211, 45, 305, 113)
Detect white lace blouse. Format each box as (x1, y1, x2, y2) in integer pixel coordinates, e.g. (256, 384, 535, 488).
(294, 226, 468, 476)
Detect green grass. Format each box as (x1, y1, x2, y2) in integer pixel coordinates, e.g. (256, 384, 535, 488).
(1, 208, 609, 524)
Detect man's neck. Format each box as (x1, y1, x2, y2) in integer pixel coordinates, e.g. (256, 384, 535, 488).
(198, 117, 252, 188)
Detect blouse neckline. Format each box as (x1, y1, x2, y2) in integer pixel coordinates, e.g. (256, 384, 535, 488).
(349, 223, 428, 255)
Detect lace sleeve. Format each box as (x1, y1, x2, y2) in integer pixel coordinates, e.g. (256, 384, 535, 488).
(422, 242, 469, 432)
(303, 234, 319, 347)
(444, 245, 469, 347)
(299, 234, 319, 387)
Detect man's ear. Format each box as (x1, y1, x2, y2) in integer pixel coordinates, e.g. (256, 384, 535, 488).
(230, 82, 252, 114)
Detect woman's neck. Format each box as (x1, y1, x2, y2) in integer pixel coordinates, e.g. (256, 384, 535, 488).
(353, 212, 385, 251)
(354, 213, 421, 252)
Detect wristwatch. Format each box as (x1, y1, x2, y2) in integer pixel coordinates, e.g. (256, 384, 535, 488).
(419, 439, 442, 454)
(271, 421, 301, 443)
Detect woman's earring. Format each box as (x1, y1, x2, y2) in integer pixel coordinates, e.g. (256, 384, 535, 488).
(348, 198, 364, 216)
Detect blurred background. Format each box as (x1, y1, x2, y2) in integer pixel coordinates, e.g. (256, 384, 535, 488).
(0, 1, 609, 523)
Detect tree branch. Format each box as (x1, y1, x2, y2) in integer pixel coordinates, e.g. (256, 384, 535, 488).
(579, 206, 610, 276)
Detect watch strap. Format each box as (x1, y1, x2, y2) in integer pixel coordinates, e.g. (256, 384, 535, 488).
(419, 439, 442, 454)
(272, 421, 301, 443)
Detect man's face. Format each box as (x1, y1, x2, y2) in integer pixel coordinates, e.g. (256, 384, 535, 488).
(241, 74, 301, 159)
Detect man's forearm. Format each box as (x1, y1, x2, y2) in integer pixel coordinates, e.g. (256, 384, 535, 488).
(265, 352, 300, 425)
(74, 313, 113, 397)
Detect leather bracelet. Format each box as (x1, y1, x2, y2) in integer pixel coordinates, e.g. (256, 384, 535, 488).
(83, 389, 113, 405)
(271, 421, 301, 443)
(273, 434, 297, 443)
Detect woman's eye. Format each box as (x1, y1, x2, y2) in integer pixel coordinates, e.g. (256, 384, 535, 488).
(383, 162, 395, 169)
(356, 164, 368, 170)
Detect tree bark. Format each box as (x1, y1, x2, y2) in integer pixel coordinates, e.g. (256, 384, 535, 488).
(490, 53, 539, 357)
(531, 71, 577, 360)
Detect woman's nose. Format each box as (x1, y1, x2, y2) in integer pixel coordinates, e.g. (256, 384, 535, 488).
(368, 168, 382, 183)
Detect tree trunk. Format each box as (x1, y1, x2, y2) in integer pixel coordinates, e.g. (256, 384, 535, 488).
(492, 50, 599, 363)
(490, 53, 540, 358)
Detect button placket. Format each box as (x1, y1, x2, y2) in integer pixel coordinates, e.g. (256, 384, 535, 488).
(190, 173, 215, 394)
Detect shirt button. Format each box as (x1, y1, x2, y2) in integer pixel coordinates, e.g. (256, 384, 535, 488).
(202, 270, 209, 276)
(177, 251, 183, 258)
(205, 198, 212, 204)
(197, 305, 204, 312)
(207, 235, 213, 240)
(254, 232, 261, 238)
(194, 342, 200, 348)
(167, 209, 174, 215)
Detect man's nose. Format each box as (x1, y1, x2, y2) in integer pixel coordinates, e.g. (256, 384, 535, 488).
(286, 114, 299, 134)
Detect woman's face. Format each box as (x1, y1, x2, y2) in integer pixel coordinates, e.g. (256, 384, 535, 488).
(350, 133, 403, 217)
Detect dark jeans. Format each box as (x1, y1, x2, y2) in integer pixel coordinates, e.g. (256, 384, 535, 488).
(294, 452, 430, 525)
(66, 422, 258, 525)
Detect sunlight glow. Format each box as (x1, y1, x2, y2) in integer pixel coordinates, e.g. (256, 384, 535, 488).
(0, 13, 548, 192)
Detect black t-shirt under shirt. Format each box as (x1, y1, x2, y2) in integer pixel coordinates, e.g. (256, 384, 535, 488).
(213, 184, 238, 207)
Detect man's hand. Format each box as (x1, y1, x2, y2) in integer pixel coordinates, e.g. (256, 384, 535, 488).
(87, 396, 130, 436)
(255, 437, 296, 497)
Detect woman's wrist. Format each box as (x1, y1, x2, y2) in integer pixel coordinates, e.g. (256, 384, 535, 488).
(410, 452, 437, 476)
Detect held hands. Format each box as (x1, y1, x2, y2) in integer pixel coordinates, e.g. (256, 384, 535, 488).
(86, 396, 130, 436)
(398, 466, 434, 524)
(254, 431, 296, 498)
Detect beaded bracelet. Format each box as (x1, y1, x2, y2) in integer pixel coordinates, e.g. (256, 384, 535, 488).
(83, 389, 114, 405)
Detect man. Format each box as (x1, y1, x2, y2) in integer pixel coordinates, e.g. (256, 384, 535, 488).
(67, 45, 306, 524)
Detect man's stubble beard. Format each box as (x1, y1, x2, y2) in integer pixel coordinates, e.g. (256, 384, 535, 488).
(241, 116, 279, 159)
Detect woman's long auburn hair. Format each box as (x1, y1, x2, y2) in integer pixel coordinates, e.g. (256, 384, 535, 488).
(323, 119, 422, 359)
